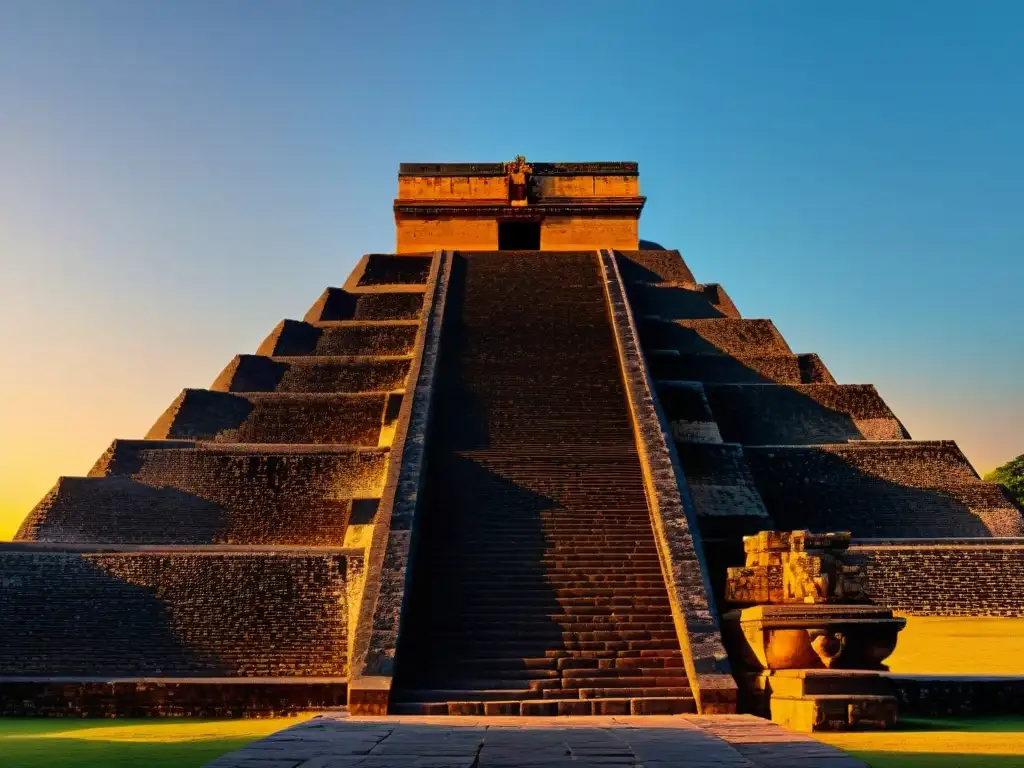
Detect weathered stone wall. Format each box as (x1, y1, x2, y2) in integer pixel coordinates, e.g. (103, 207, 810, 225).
(18, 443, 387, 544)
(640, 319, 792, 357)
(148, 390, 389, 446)
(627, 284, 740, 320)
(704, 384, 909, 445)
(540, 216, 638, 250)
(657, 382, 722, 443)
(674, 443, 770, 524)
(356, 254, 432, 286)
(398, 175, 507, 201)
(396, 218, 496, 253)
(0, 679, 349, 717)
(212, 355, 410, 394)
(849, 539, 1024, 616)
(615, 250, 696, 285)
(257, 320, 419, 357)
(746, 442, 1023, 537)
(534, 174, 639, 198)
(0, 547, 359, 677)
(893, 676, 1024, 716)
(650, 353, 835, 385)
(304, 288, 424, 322)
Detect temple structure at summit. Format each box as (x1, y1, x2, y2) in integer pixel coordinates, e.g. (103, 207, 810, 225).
(2, 158, 1021, 719)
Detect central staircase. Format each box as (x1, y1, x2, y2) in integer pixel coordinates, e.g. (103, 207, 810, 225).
(392, 251, 695, 716)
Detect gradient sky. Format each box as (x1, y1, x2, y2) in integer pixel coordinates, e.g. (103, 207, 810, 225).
(1, 1, 1022, 540)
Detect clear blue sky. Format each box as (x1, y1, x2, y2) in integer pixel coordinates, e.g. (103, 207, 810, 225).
(0, 1, 1021, 536)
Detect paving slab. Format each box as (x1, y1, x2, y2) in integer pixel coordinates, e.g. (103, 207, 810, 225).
(204, 713, 865, 768)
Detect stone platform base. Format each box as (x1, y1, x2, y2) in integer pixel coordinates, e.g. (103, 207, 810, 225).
(0, 677, 348, 717)
(747, 669, 898, 732)
(771, 693, 897, 732)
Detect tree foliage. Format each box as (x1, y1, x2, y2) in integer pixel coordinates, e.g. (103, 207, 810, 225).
(984, 454, 1024, 510)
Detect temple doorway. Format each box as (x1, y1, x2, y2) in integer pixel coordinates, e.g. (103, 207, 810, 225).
(498, 221, 541, 250)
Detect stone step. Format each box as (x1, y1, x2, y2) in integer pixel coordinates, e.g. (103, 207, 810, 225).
(411, 638, 682, 655)
(389, 696, 697, 716)
(427, 655, 684, 673)
(415, 649, 684, 663)
(416, 622, 677, 636)
(578, 686, 691, 699)
(406, 669, 687, 689)
(426, 592, 669, 604)
(425, 627, 678, 641)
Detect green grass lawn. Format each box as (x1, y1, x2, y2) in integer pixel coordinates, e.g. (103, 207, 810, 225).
(0, 716, 310, 768)
(816, 716, 1024, 767)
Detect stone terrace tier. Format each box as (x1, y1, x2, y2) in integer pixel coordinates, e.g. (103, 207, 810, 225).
(624, 247, 1021, 542)
(392, 251, 699, 716)
(9, 252, 442, 713)
(213, 355, 411, 394)
(17, 441, 388, 546)
(148, 390, 402, 447)
(747, 442, 1022, 538)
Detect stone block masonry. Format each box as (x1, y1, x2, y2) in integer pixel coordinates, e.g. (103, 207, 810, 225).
(641, 318, 792, 357)
(746, 442, 1023, 538)
(257, 319, 419, 357)
(627, 283, 741, 321)
(212, 355, 411, 394)
(0, 546, 360, 678)
(5, 242, 438, 715)
(615, 249, 697, 285)
(850, 539, 1024, 616)
(349, 250, 451, 714)
(305, 288, 425, 321)
(147, 390, 394, 446)
(704, 384, 909, 445)
(599, 249, 736, 714)
(651, 352, 835, 385)
(14, 441, 390, 545)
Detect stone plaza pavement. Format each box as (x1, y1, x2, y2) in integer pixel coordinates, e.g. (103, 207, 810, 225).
(204, 712, 865, 767)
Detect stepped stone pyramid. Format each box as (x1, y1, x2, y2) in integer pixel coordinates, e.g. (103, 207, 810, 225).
(3, 159, 1021, 718)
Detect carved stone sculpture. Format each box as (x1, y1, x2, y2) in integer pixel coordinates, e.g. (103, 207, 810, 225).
(505, 154, 533, 206)
(721, 530, 905, 731)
